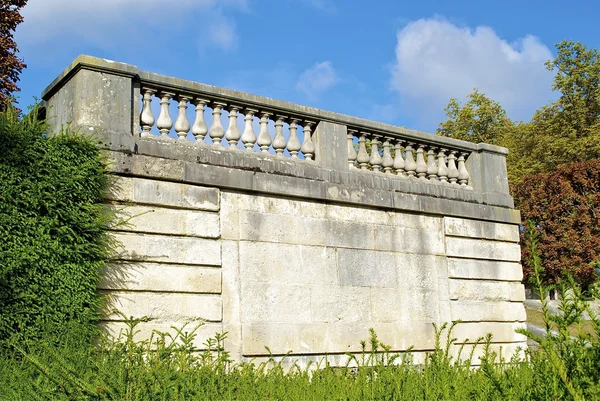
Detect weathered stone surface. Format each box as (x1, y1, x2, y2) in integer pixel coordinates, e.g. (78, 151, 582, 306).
(374, 224, 445, 255)
(447, 258, 523, 281)
(99, 321, 222, 350)
(109, 205, 219, 238)
(444, 217, 519, 242)
(107, 176, 220, 211)
(221, 240, 243, 361)
(371, 287, 440, 323)
(451, 301, 526, 322)
(445, 237, 521, 261)
(112, 232, 221, 266)
(449, 280, 525, 302)
(310, 285, 371, 323)
(102, 291, 222, 322)
(241, 282, 312, 323)
(451, 322, 527, 344)
(99, 263, 221, 294)
(338, 249, 396, 287)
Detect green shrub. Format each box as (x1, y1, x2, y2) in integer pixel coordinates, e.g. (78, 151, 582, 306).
(0, 104, 111, 346)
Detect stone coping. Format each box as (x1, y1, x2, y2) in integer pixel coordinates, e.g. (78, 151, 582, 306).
(42, 54, 508, 156)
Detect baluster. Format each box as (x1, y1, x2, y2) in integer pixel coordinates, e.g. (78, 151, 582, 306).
(301, 120, 315, 160)
(415, 144, 428, 179)
(437, 148, 449, 183)
(357, 132, 370, 170)
(209, 102, 226, 147)
(382, 138, 394, 174)
(404, 142, 417, 177)
(369, 134, 383, 172)
(427, 146, 439, 181)
(257, 112, 272, 152)
(225, 106, 241, 147)
(287, 118, 301, 158)
(273, 115, 287, 156)
(447, 151, 459, 184)
(140, 87, 156, 138)
(192, 98, 209, 144)
(174, 96, 191, 141)
(458, 152, 470, 186)
(156, 91, 175, 140)
(241, 108, 258, 151)
(393, 140, 406, 176)
(347, 129, 358, 168)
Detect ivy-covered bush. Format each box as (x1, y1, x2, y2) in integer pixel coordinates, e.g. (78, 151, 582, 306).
(0, 105, 111, 345)
(514, 159, 600, 288)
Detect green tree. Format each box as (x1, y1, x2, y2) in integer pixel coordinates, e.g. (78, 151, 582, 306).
(0, 0, 28, 109)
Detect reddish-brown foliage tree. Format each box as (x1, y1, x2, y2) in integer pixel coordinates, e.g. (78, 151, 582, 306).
(515, 159, 600, 288)
(0, 0, 27, 109)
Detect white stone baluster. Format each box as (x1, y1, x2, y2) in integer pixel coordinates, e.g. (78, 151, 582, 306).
(437, 149, 449, 183)
(174, 96, 191, 141)
(156, 91, 175, 140)
(192, 98, 209, 144)
(404, 142, 417, 177)
(393, 140, 406, 176)
(225, 106, 241, 147)
(140, 87, 156, 138)
(209, 102, 226, 147)
(347, 129, 358, 168)
(369, 134, 383, 172)
(357, 132, 370, 170)
(426, 146, 439, 181)
(287, 118, 301, 158)
(273, 115, 287, 156)
(301, 121, 315, 160)
(382, 138, 394, 174)
(257, 112, 272, 153)
(241, 108, 258, 151)
(415, 144, 428, 179)
(447, 151, 459, 184)
(458, 152, 470, 186)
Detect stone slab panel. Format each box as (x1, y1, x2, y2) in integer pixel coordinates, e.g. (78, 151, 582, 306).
(396, 253, 447, 289)
(310, 285, 371, 323)
(107, 176, 219, 211)
(450, 301, 526, 322)
(451, 322, 527, 344)
(444, 217, 519, 242)
(102, 291, 222, 322)
(449, 279, 525, 302)
(100, 321, 222, 350)
(99, 263, 221, 294)
(109, 205, 219, 238)
(239, 242, 337, 286)
(241, 282, 312, 323)
(113, 232, 221, 266)
(447, 258, 523, 281)
(242, 322, 438, 355)
(375, 224, 445, 255)
(337, 248, 396, 287)
(221, 240, 243, 361)
(371, 287, 440, 323)
(445, 237, 521, 261)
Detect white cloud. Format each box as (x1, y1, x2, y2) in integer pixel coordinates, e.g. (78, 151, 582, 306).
(390, 17, 554, 122)
(296, 61, 339, 97)
(18, 0, 247, 52)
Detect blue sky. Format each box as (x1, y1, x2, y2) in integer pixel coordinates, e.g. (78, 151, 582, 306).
(14, 0, 600, 133)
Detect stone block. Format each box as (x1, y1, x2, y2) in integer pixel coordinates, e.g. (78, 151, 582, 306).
(109, 205, 219, 238)
(238, 211, 328, 246)
(112, 232, 221, 266)
(450, 301, 526, 322)
(107, 176, 219, 211)
(451, 322, 527, 344)
(449, 280, 524, 302)
(99, 321, 222, 350)
(221, 240, 243, 360)
(99, 263, 221, 294)
(447, 258, 523, 281)
(444, 217, 519, 242)
(374, 224, 445, 255)
(395, 253, 447, 289)
(337, 248, 396, 287)
(310, 285, 371, 323)
(445, 237, 521, 261)
(371, 287, 440, 322)
(102, 291, 222, 322)
(241, 282, 312, 323)
(239, 242, 337, 286)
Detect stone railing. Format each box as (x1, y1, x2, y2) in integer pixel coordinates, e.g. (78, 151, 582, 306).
(41, 55, 513, 208)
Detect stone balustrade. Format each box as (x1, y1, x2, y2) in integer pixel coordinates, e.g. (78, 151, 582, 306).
(41, 55, 513, 208)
